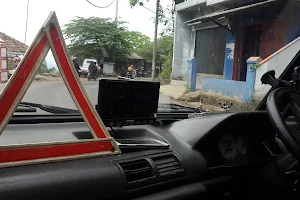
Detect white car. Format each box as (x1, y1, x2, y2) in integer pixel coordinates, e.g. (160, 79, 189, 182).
(81, 59, 97, 77)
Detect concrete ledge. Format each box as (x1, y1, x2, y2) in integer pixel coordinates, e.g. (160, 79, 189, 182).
(175, 0, 206, 11)
(202, 78, 253, 102)
(177, 91, 259, 112)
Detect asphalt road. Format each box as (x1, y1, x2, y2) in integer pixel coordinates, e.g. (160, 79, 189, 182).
(0, 79, 172, 111)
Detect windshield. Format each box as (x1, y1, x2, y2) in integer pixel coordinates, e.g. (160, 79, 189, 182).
(0, 0, 298, 115)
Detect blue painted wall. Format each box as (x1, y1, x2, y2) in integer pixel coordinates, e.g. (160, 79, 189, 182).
(202, 58, 259, 102)
(223, 32, 236, 80)
(202, 79, 253, 102)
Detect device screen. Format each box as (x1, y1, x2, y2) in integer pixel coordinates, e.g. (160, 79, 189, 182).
(97, 79, 160, 120)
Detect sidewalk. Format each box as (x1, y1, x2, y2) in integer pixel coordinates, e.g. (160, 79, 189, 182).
(159, 84, 186, 99)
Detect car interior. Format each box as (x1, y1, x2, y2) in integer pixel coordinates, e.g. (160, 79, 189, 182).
(2, 51, 300, 200)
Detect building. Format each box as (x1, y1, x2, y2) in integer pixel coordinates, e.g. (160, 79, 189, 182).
(172, 0, 300, 88)
(0, 32, 28, 69)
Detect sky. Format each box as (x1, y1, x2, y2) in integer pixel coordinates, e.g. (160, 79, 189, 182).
(0, 0, 166, 68)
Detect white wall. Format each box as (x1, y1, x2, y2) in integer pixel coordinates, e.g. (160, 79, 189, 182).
(253, 37, 300, 100)
(176, 0, 206, 11)
(172, 11, 193, 80)
(207, 0, 229, 5)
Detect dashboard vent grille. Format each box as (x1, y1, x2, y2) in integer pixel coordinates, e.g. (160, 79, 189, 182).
(119, 159, 154, 183)
(152, 154, 184, 177)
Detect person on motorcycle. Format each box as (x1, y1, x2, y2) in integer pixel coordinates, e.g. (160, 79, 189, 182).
(72, 57, 81, 76)
(127, 65, 135, 79)
(88, 62, 98, 79)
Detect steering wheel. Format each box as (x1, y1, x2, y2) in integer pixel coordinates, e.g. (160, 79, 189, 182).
(267, 87, 300, 160)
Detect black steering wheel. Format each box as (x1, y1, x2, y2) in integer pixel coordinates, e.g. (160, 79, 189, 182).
(267, 87, 300, 160)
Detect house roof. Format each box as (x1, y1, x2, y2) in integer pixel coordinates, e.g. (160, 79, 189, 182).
(127, 52, 143, 60)
(0, 32, 28, 53)
(185, 0, 280, 25)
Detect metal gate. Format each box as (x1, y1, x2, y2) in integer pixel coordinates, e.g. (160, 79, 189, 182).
(194, 27, 227, 75)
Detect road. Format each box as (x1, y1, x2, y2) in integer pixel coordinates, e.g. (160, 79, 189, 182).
(0, 79, 172, 111)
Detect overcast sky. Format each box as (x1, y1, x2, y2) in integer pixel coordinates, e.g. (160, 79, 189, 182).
(0, 0, 165, 68)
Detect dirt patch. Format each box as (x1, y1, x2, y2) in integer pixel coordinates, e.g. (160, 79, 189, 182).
(33, 74, 63, 82)
(169, 97, 224, 112)
(34, 77, 48, 82)
(177, 91, 260, 112)
(39, 73, 61, 77)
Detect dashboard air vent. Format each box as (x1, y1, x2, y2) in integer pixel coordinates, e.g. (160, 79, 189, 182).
(119, 159, 154, 183)
(152, 154, 184, 177)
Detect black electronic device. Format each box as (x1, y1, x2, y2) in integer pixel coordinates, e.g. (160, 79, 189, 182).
(96, 78, 160, 127)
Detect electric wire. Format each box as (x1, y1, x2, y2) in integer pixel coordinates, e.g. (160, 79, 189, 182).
(86, 0, 116, 8)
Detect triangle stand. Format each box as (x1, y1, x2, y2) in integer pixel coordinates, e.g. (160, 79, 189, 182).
(0, 12, 120, 168)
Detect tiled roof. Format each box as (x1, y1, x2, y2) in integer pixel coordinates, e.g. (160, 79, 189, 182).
(0, 32, 28, 53)
(127, 52, 143, 60)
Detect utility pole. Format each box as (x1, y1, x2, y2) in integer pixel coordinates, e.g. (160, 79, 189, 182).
(115, 0, 119, 22)
(24, 0, 30, 44)
(152, 0, 160, 81)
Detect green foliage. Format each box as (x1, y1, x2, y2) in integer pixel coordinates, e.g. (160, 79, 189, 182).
(39, 61, 57, 73)
(159, 36, 173, 81)
(137, 35, 173, 63)
(63, 17, 132, 61)
(39, 61, 48, 73)
(160, 53, 172, 80)
(136, 42, 153, 62)
(159, 0, 175, 36)
(129, 0, 175, 35)
(136, 34, 173, 81)
(125, 31, 151, 51)
(129, 0, 140, 7)
(157, 35, 173, 63)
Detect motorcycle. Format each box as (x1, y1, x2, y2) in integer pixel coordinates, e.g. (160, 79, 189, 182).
(87, 69, 98, 81)
(126, 71, 133, 79)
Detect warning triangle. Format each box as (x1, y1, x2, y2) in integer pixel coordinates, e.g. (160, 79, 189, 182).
(0, 11, 120, 168)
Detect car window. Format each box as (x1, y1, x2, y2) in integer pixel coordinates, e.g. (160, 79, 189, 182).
(0, 0, 296, 115)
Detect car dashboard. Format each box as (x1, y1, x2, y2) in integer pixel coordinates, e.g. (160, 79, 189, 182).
(0, 111, 287, 199)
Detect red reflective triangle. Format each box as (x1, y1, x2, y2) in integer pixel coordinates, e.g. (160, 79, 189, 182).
(0, 12, 120, 168)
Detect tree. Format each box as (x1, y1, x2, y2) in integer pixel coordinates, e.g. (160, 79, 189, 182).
(129, 0, 175, 35)
(63, 17, 133, 61)
(129, 0, 140, 7)
(159, 36, 173, 80)
(137, 35, 173, 64)
(159, 1, 175, 36)
(48, 67, 57, 73)
(125, 31, 151, 51)
(137, 42, 153, 61)
(156, 35, 173, 63)
(39, 60, 49, 73)
(39, 61, 58, 73)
